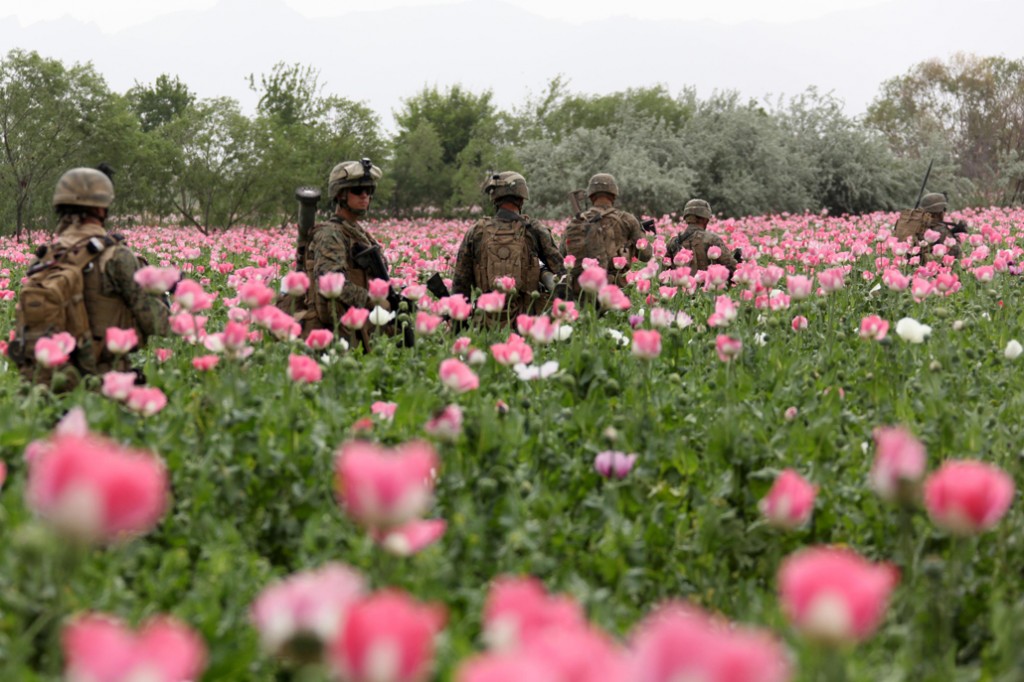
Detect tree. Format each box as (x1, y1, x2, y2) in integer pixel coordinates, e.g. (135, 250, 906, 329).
(249, 62, 322, 127)
(392, 85, 501, 210)
(0, 49, 137, 237)
(126, 74, 195, 133)
(866, 53, 1024, 204)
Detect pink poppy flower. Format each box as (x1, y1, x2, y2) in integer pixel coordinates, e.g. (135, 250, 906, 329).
(133, 266, 180, 294)
(594, 451, 638, 479)
(425, 405, 463, 442)
(924, 460, 1015, 535)
(192, 355, 220, 372)
(439, 358, 479, 393)
(778, 547, 898, 645)
(715, 335, 742, 362)
(101, 371, 137, 401)
(63, 614, 206, 682)
(341, 307, 371, 331)
(125, 387, 167, 417)
(859, 315, 889, 341)
(870, 426, 926, 504)
(281, 270, 310, 296)
(373, 519, 447, 556)
(334, 440, 438, 530)
(306, 329, 335, 350)
(631, 330, 662, 360)
(759, 469, 817, 530)
(288, 354, 322, 383)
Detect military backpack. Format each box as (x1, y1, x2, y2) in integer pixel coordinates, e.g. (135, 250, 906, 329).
(474, 217, 540, 297)
(563, 207, 628, 270)
(894, 209, 930, 242)
(9, 236, 116, 379)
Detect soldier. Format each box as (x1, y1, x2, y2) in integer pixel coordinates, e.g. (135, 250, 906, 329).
(561, 173, 653, 293)
(452, 171, 565, 318)
(913, 191, 958, 260)
(11, 166, 169, 382)
(665, 199, 738, 278)
(303, 158, 393, 350)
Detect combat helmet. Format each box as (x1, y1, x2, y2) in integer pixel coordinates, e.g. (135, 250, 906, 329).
(919, 192, 947, 214)
(482, 171, 529, 204)
(587, 173, 619, 198)
(53, 168, 114, 209)
(682, 199, 712, 222)
(329, 158, 382, 199)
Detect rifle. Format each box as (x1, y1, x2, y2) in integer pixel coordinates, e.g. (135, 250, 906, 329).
(732, 248, 744, 264)
(568, 189, 586, 218)
(913, 160, 934, 209)
(294, 186, 321, 273)
(351, 244, 415, 347)
(640, 219, 656, 234)
(426, 272, 450, 299)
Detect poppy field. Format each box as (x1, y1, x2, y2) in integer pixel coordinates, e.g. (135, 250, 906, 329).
(1, 207, 1024, 681)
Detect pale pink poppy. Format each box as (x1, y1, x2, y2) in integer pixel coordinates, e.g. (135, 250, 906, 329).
(594, 451, 638, 479)
(125, 387, 167, 417)
(477, 291, 507, 313)
(133, 266, 180, 294)
(101, 372, 136, 401)
(329, 591, 446, 682)
(425, 405, 463, 442)
(341, 307, 371, 330)
(26, 432, 168, 543)
(578, 266, 608, 294)
(924, 460, 1015, 535)
(63, 614, 206, 682)
(173, 279, 214, 311)
(319, 272, 348, 299)
(154, 348, 172, 363)
(288, 354, 322, 383)
(631, 330, 662, 360)
(455, 653, 559, 682)
(306, 329, 335, 350)
(778, 547, 898, 645)
(439, 358, 479, 393)
(415, 312, 443, 335)
(870, 426, 926, 503)
(482, 577, 586, 651)
(368, 278, 391, 303)
(786, 275, 813, 300)
(238, 280, 275, 308)
(334, 440, 438, 530)
(251, 563, 366, 663)
(791, 316, 808, 331)
(192, 355, 219, 372)
(374, 519, 447, 556)
(281, 270, 310, 296)
(759, 469, 817, 530)
(35, 336, 72, 367)
(715, 335, 742, 362)
(371, 401, 398, 420)
(859, 315, 889, 341)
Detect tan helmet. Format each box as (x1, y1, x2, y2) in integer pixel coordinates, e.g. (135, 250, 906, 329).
(682, 199, 712, 221)
(52, 167, 114, 208)
(328, 158, 382, 198)
(919, 192, 947, 214)
(587, 173, 619, 198)
(482, 171, 529, 204)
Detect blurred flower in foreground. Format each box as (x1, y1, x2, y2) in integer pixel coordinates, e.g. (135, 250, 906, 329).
(64, 614, 206, 682)
(924, 460, 1014, 535)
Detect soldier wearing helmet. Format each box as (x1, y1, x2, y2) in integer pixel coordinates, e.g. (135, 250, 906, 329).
(303, 158, 391, 349)
(665, 199, 738, 278)
(914, 192, 963, 261)
(14, 166, 169, 380)
(560, 172, 653, 293)
(451, 171, 565, 318)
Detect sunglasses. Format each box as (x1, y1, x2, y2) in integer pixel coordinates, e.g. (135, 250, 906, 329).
(349, 187, 375, 197)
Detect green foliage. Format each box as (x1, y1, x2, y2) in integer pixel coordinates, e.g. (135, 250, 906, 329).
(866, 53, 1024, 205)
(0, 49, 142, 237)
(126, 74, 196, 133)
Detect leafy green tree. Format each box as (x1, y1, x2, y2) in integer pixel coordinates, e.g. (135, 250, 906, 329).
(126, 74, 195, 133)
(0, 49, 139, 237)
(392, 85, 501, 210)
(866, 53, 1024, 204)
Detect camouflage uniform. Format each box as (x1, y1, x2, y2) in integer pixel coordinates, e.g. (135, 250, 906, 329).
(560, 206, 652, 288)
(894, 193, 963, 262)
(665, 199, 738, 277)
(18, 168, 168, 379)
(452, 207, 565, 314)
(304, 215, 383, 348)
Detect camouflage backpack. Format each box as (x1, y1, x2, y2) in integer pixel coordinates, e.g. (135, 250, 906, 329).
(9, 237, 111, 379)
(474, 217, 540, 297)
(894, 209, 929, 242)
(563, 207, 627, 269)
(676, 226, 711, 273)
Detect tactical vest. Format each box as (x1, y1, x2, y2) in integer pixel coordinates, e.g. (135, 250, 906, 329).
(474, 217, 541, 297)
(304, 217, 376, 349)
(677, 226, 711, 274)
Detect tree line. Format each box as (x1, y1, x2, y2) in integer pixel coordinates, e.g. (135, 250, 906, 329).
(1, 49, 1022, 236)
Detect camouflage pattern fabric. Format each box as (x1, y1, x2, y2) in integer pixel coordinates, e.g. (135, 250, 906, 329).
(559, 206, 652, 290)
(918, 217, 962, 261)
(665, 225, 738, 276)
(452, 210, 565, 306)
(29, 218, 169, 374)
(305, 215, 382, 348)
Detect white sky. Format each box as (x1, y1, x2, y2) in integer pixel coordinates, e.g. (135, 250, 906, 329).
(5, 0, 903, 32)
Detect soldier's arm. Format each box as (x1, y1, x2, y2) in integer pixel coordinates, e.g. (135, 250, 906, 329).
(626, 214, 653, 262)
(312, 228, 371, 309)
(451, 227, 476, 296)
(529, 224, 565, 275)
(106, 247, 170, 339)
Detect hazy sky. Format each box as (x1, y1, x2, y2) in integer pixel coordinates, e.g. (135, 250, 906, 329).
(4, 0, 905, 32)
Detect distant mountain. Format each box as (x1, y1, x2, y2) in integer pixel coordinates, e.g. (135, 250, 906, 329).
(0, 0, 1019, 126)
